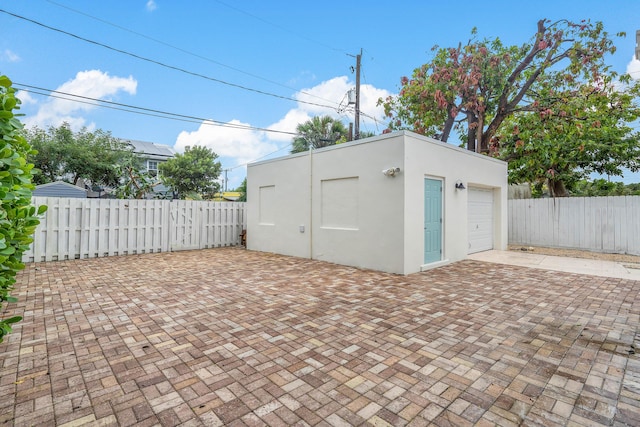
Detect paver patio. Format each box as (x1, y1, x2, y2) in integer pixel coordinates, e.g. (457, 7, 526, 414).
(1, 247, 639, 426)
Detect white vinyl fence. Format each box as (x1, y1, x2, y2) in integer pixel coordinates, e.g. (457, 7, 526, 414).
(509, 196, 640, 256)
(23, 197, 247, 262)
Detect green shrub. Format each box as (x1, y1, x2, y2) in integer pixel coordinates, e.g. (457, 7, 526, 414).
(0, 75, 46, 342)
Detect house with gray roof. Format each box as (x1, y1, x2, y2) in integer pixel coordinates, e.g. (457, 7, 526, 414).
(36, 139, 176, 199)
(122, 139, 176, 198)
(34, 181, 88, 198)
(124, 139, 176, 178)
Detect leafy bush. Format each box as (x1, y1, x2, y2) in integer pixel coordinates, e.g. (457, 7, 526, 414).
(0, 75, 46, 342)
(572, 179, 640, 197)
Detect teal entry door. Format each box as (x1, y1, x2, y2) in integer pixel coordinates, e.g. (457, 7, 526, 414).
(424, 178, 442, 264)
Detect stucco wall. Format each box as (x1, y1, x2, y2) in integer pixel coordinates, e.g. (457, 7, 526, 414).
(309, 136, 406, 273)
(246, 153, 311, 258)
(247, 135, 406, 272)
(247, 131, 508, 275)
(403, 133, 508, 273)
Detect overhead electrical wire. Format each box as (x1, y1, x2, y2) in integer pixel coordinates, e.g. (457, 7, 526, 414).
(0, 8, 342, 111)
(212, 0, 349, 55)
(1, 8, 389, 136)
(15, 83, 297, 136)
(17, 83, 298, 168)
(43, 0, 344, 108)
(358, 49, 385, 134)
(14, 82, 385, 137)
(2, 7, 389, 169)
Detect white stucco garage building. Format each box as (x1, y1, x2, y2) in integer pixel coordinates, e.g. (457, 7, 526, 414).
(246, 130, 507, 275)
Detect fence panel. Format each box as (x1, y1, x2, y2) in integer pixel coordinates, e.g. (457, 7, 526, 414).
(509, 196, 640, 256)
(200, 202, 246, 248)
(23, 197, 247, 263)
(170, 200, 201, 251)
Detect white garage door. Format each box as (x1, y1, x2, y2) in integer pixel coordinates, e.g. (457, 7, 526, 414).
(468, 188, 494, 254)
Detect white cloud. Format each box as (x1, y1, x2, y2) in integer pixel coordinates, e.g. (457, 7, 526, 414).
(146, 0, 157, 12)
(267, 109, 311, 142)
(171, 76, 392, 188)
(2, 49, 20, 63)
(24, 70, 137, 130)
(627, 56, 640, 80)
(175, 120, 284, 190)
(175, 120, 280, 167)
(15, 90, 36, 106)
(282, 75, 392, 137)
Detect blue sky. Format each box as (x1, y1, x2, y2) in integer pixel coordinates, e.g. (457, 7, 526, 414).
(2, 0, 640, 188)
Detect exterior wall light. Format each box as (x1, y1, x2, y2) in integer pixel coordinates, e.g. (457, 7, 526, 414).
(382, 167, 400, 177)
(455, 180, 466, 190)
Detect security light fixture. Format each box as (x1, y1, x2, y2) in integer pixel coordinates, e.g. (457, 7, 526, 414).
(455, 180, 466, 190)
(382, 167, 400, 177)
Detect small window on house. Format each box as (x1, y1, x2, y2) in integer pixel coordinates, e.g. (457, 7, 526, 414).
(148, 160, 159, 177)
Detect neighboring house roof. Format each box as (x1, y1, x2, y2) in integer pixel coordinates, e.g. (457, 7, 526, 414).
(34, 181, 87, 198)
(124, 139, 176, 161)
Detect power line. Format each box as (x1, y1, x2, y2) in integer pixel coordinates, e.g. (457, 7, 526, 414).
(18, 83, 298, 169)
(213, 0, 349, 55)
(2, 8, 388, 135)
(0, 8, 341, 111)
(15, 83, 297, 136)
(43, 0, 344, 107)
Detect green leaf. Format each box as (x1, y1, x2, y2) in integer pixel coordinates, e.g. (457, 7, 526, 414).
(4, 316, 22, 324)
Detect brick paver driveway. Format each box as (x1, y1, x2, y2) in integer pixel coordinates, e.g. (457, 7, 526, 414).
(1, 248, 639, 426)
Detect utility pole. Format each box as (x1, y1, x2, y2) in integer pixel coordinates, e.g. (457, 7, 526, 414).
(354, 48, 362, 140)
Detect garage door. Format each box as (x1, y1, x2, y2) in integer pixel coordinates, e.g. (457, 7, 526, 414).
(468, 188, 493, 254)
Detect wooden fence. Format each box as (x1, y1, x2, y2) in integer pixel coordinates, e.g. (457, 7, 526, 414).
(509, 196, 640, 256)
(23, 197, 247, 262)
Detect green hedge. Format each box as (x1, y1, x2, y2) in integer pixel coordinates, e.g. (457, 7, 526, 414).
(0, 75, 46, 342)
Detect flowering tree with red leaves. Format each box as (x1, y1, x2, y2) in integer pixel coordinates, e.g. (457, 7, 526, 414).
(379, 19, 640, 196)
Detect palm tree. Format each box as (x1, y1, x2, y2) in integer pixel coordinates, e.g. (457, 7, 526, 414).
(291, 116, 348, 154)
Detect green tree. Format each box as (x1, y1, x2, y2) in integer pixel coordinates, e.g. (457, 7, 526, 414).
(236, 177, 247, 202)
(115, 156, 158, 199)
(291, 116, 348, 153)
(380, 19, 623, 151)
(0, 76, 46, 342)
(498, 76, 640, 196)
(572, 179, 640, 197)
(358, 130, 377, 139)
(159, 145, 222, 198)
(379, 19, 638, 196)
(26, 123, 134, 187)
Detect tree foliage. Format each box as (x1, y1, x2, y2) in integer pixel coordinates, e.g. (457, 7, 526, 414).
(571, 179, 640, 197)
(26, 123, 134, 187)
(158, 145, 222, 198)
(115, 156, 158, 199)
(236, 177, 247, 202)
(379, 19, 640, 196)
(498, 75, 640, 196)
(0, 76, 45, 342)
(291, 116, 348, 153)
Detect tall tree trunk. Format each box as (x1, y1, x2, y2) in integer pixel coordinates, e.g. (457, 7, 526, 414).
(476, 114, 484, 153)
(547, 179, 569, 197)
(466, 112, 477, 151)
(440, 107, 456, 142)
